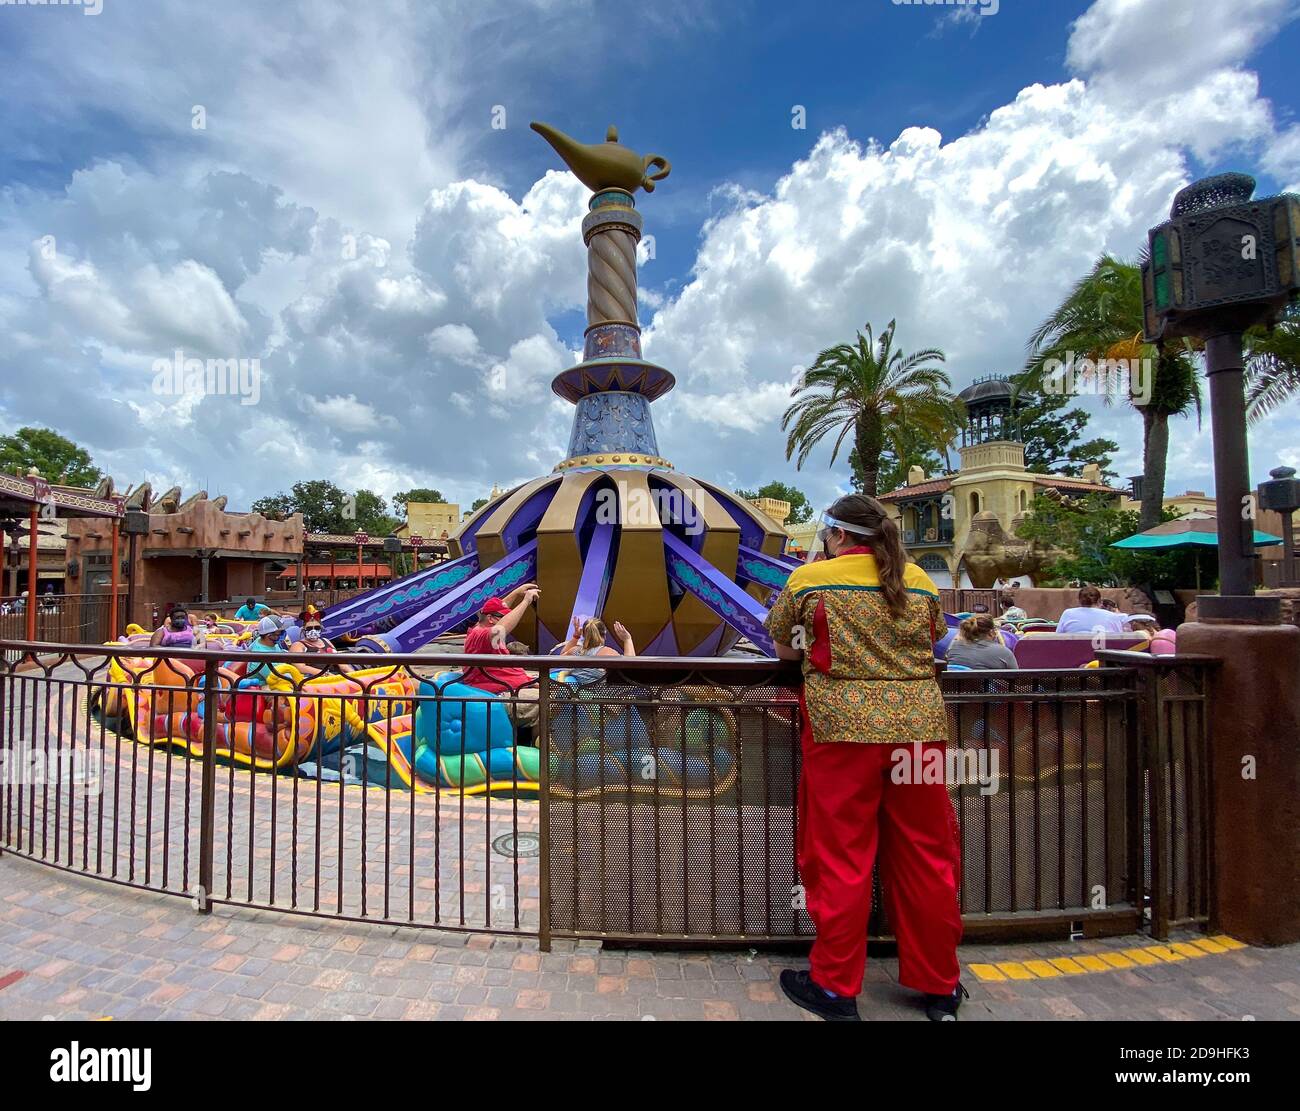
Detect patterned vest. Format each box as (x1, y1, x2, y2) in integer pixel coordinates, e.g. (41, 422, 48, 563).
(765, 554, 949, 744)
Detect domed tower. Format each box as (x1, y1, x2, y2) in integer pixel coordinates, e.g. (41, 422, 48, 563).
(324, 124, 794, 657)
(958, 374, 1020, 445)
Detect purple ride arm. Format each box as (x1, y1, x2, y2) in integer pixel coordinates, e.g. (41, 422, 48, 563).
(662, 531, 776, 657)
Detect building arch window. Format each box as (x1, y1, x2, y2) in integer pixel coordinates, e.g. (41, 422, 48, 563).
(917, 554, 947, 573)
(1017, 489, 1027, 512)
(969, 490, 982, 517)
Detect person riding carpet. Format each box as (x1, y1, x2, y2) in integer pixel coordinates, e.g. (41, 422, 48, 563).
(460, 583, 543, 729)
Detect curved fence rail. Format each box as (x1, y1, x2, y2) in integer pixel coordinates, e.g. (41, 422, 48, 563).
(0, 595, 116, 659)
(0, 641, 1214, 946)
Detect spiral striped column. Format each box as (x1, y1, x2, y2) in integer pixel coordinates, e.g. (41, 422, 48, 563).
(582, 190, 642, 332)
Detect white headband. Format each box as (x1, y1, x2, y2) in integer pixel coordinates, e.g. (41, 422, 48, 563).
(820, 513, 875, 536)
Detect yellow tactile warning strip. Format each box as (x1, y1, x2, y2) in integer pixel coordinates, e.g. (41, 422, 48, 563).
(969, 936, 1246, 983)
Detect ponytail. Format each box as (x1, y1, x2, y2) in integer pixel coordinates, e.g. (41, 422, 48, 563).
(581, 618, 607, 653)
(826, 494, 909, 619)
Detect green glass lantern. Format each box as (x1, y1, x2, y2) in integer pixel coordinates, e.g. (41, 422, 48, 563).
(1141, 174, 1299, 342)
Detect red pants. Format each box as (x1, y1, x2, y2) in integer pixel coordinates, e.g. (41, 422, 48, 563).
(797, 709, 963, 998)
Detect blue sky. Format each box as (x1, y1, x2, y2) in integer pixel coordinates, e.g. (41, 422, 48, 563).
(1, 0, 1298, 514)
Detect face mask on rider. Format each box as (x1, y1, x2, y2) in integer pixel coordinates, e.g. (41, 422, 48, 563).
(171, 615, 188, 630)
(305, 627, 322, 641)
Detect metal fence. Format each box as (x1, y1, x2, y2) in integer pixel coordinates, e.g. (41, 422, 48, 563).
(0, 595, 115, 658)
(0, 642, 1214, 947)
(1099, 651, 1216, 937)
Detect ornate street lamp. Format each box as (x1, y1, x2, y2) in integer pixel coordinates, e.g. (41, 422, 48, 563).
(1259, 465, 1300, 586)
(1141, 173, 1300, 619)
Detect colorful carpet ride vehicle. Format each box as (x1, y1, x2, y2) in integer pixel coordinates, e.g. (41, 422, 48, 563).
(95, 651, 343, 772)
(412, 674, 541, 793)
(91, 650, 535, 793)
(92, 651, 740, 798)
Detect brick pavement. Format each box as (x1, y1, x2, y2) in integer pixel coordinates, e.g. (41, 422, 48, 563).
(2, 857, 1298, 1021)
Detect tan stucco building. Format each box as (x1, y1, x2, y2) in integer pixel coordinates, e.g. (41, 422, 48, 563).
(395, 501, 461, 543)
(1118, 489, 1217, 517)
(878, 376, 1119, 588)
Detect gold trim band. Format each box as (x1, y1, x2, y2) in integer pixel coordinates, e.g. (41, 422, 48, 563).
(553, 453, 673, 472)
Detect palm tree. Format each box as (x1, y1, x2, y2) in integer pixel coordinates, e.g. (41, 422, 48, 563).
(782, 320, 959, 497)
(1022, 255, 1201, 531)
(1245, 309, 1300, 423)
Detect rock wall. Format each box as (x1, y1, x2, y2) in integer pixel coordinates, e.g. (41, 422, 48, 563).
(1185, 588, 1300, 626)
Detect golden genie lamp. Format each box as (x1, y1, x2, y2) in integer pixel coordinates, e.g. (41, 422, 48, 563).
(323, 124, 795, 657)
(530, 122, 672, 194)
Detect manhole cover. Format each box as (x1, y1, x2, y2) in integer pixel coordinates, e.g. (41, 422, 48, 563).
(492, 832, 541, 858)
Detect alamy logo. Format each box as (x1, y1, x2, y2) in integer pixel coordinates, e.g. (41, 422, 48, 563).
(892, 0, 1000, 16)
(1041, 352, 1154, 406)
(49, 1043, 151, 1091)
(890, 739, 1000, 796)
(0, 0, 101, 11)
(592, 483, 703, 535)
(151, 349, 262, 406)
(1, 0, 102, 13)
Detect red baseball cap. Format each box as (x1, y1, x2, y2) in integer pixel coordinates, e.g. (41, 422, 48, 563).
(479, 597, 510, 618)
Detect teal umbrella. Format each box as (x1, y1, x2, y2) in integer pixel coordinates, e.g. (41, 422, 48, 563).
(1111, 516, 1282, 589)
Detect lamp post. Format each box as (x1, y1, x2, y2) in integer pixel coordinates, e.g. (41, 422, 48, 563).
(1141, 173, 1300, 620)
(108, 515, 121, 638)
(122, 508, 151, 629)
(383, 534, 402, 580)
(354, 530, 369, 591)
(4, 524, 18, 598)
(1142, 173, 1300, 946)
(1258, 465, 1300, 586)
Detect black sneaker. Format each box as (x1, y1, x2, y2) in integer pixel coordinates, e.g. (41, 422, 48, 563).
(779, 969, 861, 1022)
(924, 982, 970, 1021)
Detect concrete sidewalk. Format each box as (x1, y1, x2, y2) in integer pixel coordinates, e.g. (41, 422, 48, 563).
(2, 858, 1297, 1021)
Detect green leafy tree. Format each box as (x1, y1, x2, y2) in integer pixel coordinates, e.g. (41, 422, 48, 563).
(783, 320, 961, 497)
(1015, 493, 1204, 589)
(469, 497, 489, 513)
(353, 489, 399, 536)
(253, 480, 397, 535)
(0, 427, 102, 487)
(393, 487, 447, 517)
(1022, 255, 1200, 530)
(1012, 386, 1120, 480)
(253, 480, 348, 532)
(735, 481, 813, 524)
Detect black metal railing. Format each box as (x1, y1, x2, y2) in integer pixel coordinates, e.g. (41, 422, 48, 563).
(940, 668, 1142, 938)
(0, 642, 1215, 946)
(1098, 651, 1217, 937)
(0, 594, 116, 657)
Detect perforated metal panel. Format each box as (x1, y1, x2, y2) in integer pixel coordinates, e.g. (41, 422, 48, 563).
(544, 674, 810, 940)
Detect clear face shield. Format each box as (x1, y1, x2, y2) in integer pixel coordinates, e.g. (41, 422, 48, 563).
(804, 513, 858, 564)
